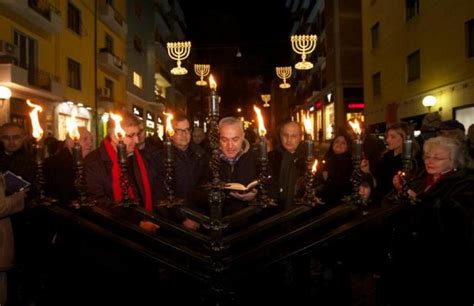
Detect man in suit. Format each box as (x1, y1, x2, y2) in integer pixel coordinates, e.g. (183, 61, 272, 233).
(84, 111, 159, 233)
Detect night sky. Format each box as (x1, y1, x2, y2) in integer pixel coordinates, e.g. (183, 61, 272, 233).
(180, 0, 294, 116)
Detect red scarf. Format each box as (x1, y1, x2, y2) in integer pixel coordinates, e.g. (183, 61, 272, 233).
(102, 138, 153, 211)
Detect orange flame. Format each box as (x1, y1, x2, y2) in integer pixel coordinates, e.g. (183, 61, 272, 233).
(209, 74, 217, 91)
(302, 112, 313, 136)
(110, 113, 126, 140)
(26, 100, 44, 140)
(253, 105, 267, 137)
(311, 159, 318, 174)
(163, 112, 175, 137)
(349, 119, 361, 135)
(66, 107, 80, 140)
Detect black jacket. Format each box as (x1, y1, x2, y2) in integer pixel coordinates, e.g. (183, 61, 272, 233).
(268, 145, 306, 208)
(44, 148, 77, 204)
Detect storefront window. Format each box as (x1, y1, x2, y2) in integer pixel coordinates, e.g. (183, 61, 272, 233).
(325, 103, 335, 140)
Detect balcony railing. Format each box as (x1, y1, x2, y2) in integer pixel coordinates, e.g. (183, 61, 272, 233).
(0, 0, 62, 33)
(27, 68, 60, 92)
(99, 49, 127, 76)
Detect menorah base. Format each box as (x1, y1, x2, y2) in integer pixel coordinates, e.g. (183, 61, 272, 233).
(250, 195, 277, 208)
(118, 199, 138, 208)
(196, 80, 208, 86)
(295, 61, 314, 70)
(171, 66, 188, 75)
(294, 195, 324, 207)
(156, 197, 185, 209)
(279, 83, 291, 89)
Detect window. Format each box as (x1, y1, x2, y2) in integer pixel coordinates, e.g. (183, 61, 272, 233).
(133, 36, 143, 54)
(105, 78, 114, 100)
(67, 2, 81, 35)
(406, 0, 419, 21)
(67, 58, 81, 90)
(14, 30, 37, 70)
(105, 33, 113, 53)
(467, 19, 474, 58)
(133, 72, 143, 89)
(372, 72, 381, 96)
(407, 50, 420, 82)
(371, 22, 379, 49)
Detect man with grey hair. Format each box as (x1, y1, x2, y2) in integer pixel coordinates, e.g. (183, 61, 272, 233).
(218, 117, 257, 215)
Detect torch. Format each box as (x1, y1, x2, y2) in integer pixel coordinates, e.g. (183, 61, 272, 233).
(162, 111, 176, 204)
(348, 119, 367, 208)
(110, 113, 134, 207)
(67, 108, 87, 207)
(27, 100, 47, 201)
(253, 106, 276, 207)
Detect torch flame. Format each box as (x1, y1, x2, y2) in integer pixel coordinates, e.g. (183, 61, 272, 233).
(302, 112, 313, 136)
(163, 112, 175, 137)
(349, 119, 362, 135)
(110, 113, 126, 140)
(209, 74, 217, 91)
(66, 107, 80, 140)
(311, 159, 318, 174)
(253, 105, 267, 137)
(26, 100, 44, 140)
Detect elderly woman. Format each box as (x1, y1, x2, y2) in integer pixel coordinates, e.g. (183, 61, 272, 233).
(388, 136, 474, 304)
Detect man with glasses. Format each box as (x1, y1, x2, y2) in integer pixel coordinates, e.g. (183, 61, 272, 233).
(155, 115, 207, 231)
(0, 123, 35, 184)
(84, 111, 159, 233)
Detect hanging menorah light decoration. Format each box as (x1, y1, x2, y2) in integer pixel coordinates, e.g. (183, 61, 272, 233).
(194, 64, 210, 86)
(167, 41, 191, 75)
(291, 35, 317, 70)
(261, 94, 271, 108)
(276, 66, 292, 89)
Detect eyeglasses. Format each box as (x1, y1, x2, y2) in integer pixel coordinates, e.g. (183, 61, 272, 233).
(423, 155, 450, 161)
(175, 128, 191, 134)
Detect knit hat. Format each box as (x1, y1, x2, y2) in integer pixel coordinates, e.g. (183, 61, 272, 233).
(439, 119, 465, 132)
(420, 112, 442, 132)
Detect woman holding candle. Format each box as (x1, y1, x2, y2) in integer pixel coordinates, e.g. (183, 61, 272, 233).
(366, 122, 422, 203)
(318, 132, 354, 205)
(386, 136, 474, 304)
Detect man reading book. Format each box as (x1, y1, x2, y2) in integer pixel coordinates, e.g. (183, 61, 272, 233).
(218, 117, 258, 214)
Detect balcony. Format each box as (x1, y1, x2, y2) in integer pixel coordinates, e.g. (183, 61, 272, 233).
(99, 3, 127, 38)
(0, 63, 63, 100)
(99, 50, 127, 76)
(0, 0, 62, 34)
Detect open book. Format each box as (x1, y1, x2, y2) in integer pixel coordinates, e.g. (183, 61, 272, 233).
(223, 180, 258, 192)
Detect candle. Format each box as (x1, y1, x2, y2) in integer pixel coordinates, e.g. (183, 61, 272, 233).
(403, 135, 413, 160)
(209, 74, 219, 116)
(117, 139, 127, 164)
(302, 112, 314, 160)
(66, 108, 82, 165)
(163, 112, 175, 161)
(253, 106, 267, 159)
(72, 139, 82, 165)
(27, 100, 44, 163)
(110, 113, 128, 164)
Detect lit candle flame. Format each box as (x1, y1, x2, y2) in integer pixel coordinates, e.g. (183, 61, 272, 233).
(253, 105, 267, 137)
(349, 119, 362, 135)
(302, 112, 313, 136)
(26, 100, 44, 140)
(66, 107, 80, 140)
(311, 159, 318, 174)
(110, 113, 126, 140)
(209, 74, 217, 91)
(163, 112, 175, 137)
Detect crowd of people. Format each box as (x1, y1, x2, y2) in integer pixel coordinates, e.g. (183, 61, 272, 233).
(1, 110, 474, 304)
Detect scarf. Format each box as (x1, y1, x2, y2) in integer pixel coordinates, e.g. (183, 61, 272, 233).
(102, 138, 153, 211)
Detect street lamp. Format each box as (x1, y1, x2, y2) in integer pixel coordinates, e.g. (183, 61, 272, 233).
(237, 107, 242, 113)
(422, 95, 437, 112)
(0, 86, 12, 108)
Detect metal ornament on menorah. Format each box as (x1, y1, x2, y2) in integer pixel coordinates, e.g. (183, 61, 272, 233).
(194, 64, 210, 86)
(276, 66, 292, 89)
(261, 94, 271, 108)
(167, 41, 191, 75)
(291, 35, 317, 70)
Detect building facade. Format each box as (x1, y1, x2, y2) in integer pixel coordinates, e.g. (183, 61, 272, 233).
(362, 0, 474, 132)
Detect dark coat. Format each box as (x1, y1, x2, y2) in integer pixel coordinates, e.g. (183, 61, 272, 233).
(318, 150, 353, 205)
(389, 168, 474, 304)
(84, 142, 159, 223)
(0, 147, 36, 189)
(219, 148, 258, 215)
(44, 148, 77, 205)
(268, 145, 306, 208)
